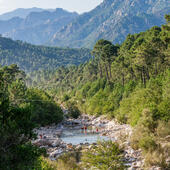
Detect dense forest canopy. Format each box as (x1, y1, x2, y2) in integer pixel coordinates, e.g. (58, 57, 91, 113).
(0, 37, 91, 72)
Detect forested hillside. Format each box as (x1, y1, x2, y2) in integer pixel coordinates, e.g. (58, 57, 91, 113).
(31, 15, 170, 168)
(0, 36, 91, 72)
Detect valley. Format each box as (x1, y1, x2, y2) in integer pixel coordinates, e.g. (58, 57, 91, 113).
(0, 0, 170, 169)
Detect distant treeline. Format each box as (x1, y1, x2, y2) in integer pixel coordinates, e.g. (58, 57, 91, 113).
(0, 37, 91, 72)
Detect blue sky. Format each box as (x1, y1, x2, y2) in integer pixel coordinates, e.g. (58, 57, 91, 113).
(0, 0, 103, 14)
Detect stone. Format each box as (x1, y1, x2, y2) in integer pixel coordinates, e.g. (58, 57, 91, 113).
(67, 144, 73, 149)
(76, 145, 82, 150)
(50, 148, 63, 158)
(51, 139, 61, 147)
(40, 145, 49, 149)
(165, 135, 170, 142)
(33, 139, 52, 147)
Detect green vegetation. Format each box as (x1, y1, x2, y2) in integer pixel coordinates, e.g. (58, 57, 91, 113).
(0, 64, 63, 169)
(1, 12, 169, 169)
(0, 36, 91, 72)
(81, 140, 125, 170)
(34, 16, 170, 122)
(31, 15, 170, 168)
(38, 140, 124, 170)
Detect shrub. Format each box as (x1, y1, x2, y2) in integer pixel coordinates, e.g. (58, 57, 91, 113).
(39, 157, 58, 170)
(138, 135, 157, 152)
(81, 140, 126, 170)
(56, 152, 81, 170)
(66, 102, 81, 119)
(156, 120, 170, 139)
(144, 147, 169, 169)
(62, 94, 70, 102)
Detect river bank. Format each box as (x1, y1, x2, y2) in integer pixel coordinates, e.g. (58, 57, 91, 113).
(31, 114, 149, 169)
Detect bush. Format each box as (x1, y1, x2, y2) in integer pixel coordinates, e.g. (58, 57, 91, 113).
(138, 135, 157, 152)
(156, 120, 170, 139)
(0, 143, 46, 170)
(27, 88, 64, 126)
(62, 94, 70, 102)
(66, 102, 81, 119)
(81, 140, 126, 170)
(56, 152, 81, 170)
(38, 157, 58, 170)
(144, 147, 169, 169)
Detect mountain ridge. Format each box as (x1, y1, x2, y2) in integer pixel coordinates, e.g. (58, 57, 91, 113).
(0, 7, 55, 20)
(50, 0, 170, 48)
(0, 0, 169, 48)
(0, 9, 78, 45)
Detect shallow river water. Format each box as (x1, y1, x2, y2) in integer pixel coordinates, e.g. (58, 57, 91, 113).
(60, 129, 110, 145)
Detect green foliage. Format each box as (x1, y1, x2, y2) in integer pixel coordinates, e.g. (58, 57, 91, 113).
(81, 140, 126, 170)
(12, 143, 46, 170)
(156, 120, 170, 138)
(66, 102, 81, 119)
(0, 36, 91, 72)
(36, 156, 58, 170)
(138, 136, 157, 152)
(62, 94, 70, 102)
(0, 65, 63, 169)
(56, 152, 81, 170)
(32, 16, 169, 127)
(27, 88, 63, 126)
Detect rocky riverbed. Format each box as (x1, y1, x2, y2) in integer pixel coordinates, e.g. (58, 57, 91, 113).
(31, 114, 148, 169)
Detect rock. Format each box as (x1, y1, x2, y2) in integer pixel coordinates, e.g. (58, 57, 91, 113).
(67, 144, 73, 149)
(128, 167, 136, 170)
(165, 135, 170, 142)
(51, 139, 61, 147)
(102, 132, 107, 136)
(40, 145, 49, 149)
(88, 145, 93, 149)
(150, 166, 162, 170)
(76, 145, 82, 150)
(33, 139, 52, 147)
(166, 157, 170, 163)
(50, 148, 63, 158)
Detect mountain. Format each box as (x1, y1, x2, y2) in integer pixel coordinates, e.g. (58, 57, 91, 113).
(49, 0, 170, 48)
(0, 0, 169, 48)
(0, 8, 78, 45)
(0, 36, 91, 72)
(0, 7, 54, 20)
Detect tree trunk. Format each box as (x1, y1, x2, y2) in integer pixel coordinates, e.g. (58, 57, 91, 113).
(140, 70, 143, 85)
(146, 67, 150, 80)
(143, 66, 146, 87)
(109, 64, 112, 80)
(104, 64, 109, 81)
(99, 62, 103, 78)
(130, 67, 135, 80)
(155, 62, 158, 76)
(122, 73, 125, 87)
